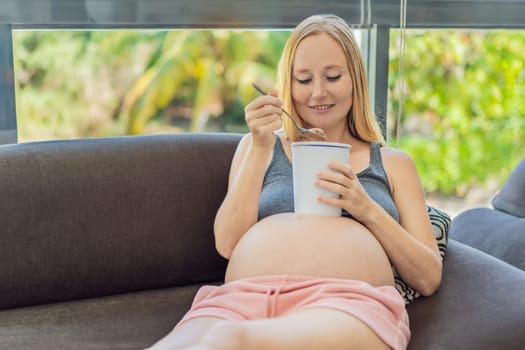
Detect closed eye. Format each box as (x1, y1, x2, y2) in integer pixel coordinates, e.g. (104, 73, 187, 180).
(327, 74, 342, 82)
(296, 78, 312, 84)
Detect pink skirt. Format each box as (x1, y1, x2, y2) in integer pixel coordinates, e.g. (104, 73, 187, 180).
(177, 275, 410, 350)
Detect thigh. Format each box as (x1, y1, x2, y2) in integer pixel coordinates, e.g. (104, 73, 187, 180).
(242, 307, 391, 350)
(146, 317, 224, 350)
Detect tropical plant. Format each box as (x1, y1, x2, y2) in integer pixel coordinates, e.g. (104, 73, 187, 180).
(117, 30, 289, 134)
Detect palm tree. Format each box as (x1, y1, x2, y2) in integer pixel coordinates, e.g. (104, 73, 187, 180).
(118, 29, 289, 134)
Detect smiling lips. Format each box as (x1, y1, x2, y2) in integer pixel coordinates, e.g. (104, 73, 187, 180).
(310, 104, 335, 111)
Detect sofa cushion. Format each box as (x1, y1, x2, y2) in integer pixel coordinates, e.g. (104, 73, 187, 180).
(491, 157, 525, 218)
(407, 240, 525, 350)
(450, 207, 525, 270)
(0, 283, 203, 350)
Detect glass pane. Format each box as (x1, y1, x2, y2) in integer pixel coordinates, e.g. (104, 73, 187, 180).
(13, 28, 366, 142)
(12, 29, 294, 141)
(388, 28, 525, 213)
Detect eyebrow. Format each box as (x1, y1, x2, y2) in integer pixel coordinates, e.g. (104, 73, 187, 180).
(293, 65, 346, 74)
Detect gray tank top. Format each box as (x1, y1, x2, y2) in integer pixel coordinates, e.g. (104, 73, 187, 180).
(258, 134, 400, 222)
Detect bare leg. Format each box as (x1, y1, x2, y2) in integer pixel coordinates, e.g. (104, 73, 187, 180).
(191, 308, 392, 350)
(145, 317, 225, 350)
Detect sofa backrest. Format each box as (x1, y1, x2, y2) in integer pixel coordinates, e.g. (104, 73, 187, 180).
(491, 157, 525, 218)
(0, 132, 243, 310)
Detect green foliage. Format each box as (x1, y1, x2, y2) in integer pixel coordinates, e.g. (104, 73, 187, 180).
(388, 30, 525, 194)
(13, 30, 160, 140)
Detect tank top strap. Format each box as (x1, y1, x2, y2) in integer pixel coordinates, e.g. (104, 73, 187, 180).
(273, 132, 283, 151)
(270, 133, 289, 167)
(368, 141, 383, 171)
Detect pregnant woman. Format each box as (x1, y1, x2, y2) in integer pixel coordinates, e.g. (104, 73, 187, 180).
(148, 13, 442, 350)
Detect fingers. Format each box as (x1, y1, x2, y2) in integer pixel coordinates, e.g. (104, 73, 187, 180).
(327, 161, 356, 180)
(246, 105, 282, 133)
(316, 176, 349, 198)
(245, 94, 282, 116)
(245, 93, 283, 137)
(249, 115, 282, 137)
(245, 94, 282, 122)
(268, 88, 279, 97)
(247, 104, 282, 121)
(316, 162, 354, 184)
(316, 162, 356, 197)
(316, 161, 373, 217)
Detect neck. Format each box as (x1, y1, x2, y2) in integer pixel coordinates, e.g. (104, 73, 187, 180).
(323, 127, 353, 144)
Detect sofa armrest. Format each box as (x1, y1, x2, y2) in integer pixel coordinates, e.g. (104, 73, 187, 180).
(450, 208, 525, 270)
(407, 239, 525, 350)
(0, 133, 242, 310)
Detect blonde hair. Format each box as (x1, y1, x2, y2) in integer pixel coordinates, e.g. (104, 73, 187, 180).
(277, 14, 385, 144)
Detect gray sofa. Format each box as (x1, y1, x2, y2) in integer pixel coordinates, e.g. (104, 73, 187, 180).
(1, 133, 524, 350)
(450, 157, 525, 271)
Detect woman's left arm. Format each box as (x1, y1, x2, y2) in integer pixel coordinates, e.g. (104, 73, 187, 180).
(362, 149, 442, 296)
(318, 148, 442, 296)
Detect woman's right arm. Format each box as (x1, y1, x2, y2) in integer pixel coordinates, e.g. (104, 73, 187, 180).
(213, 90, 283, 259)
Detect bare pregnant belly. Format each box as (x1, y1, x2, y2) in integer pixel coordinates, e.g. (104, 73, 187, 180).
(225, 213, 395, 287)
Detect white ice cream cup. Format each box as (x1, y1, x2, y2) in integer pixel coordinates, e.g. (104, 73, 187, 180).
(291, 141, 351, 216)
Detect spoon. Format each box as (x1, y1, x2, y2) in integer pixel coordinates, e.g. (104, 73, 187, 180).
(251, 83, 326, 141)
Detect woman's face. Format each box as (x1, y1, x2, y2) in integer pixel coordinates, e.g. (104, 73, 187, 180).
(291, 33, 353, 132)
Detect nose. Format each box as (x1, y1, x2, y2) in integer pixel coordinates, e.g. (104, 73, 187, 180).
(311, 79, 328, 99)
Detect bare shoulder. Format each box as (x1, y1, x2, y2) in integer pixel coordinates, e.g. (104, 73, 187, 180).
(238, 133, 252, 149)
(232, 133, 254, 159)
(380, 146, 416, 169)
(231, 132, 279, 171)
(379, 146, 421, 192)
(234, 132, 281, 155)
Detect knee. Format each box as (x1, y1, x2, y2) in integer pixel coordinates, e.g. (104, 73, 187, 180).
(199, 320, 246, 349)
